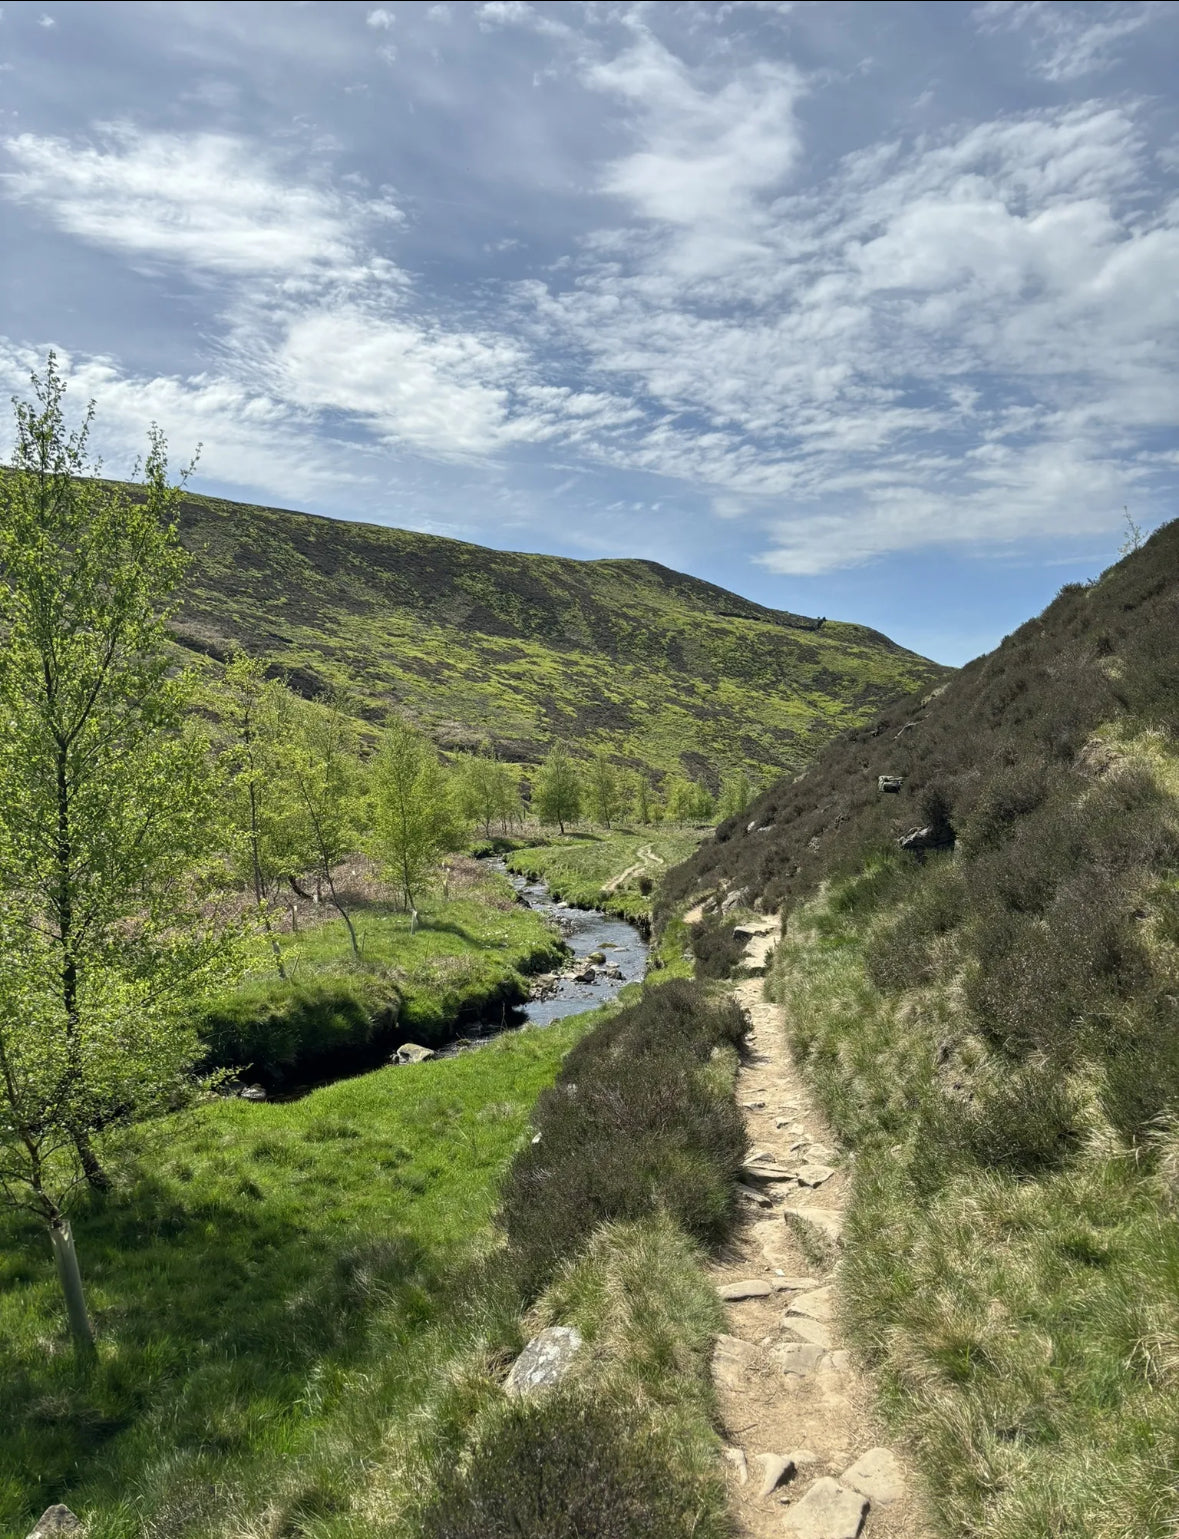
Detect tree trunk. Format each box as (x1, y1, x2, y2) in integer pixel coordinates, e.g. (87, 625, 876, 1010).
(323, 868, 360, 958)
(49, 1217, 96, 1361)
(74, 1131, 111, 1193)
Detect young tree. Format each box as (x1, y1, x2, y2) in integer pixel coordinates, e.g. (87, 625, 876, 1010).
(221, 653, 292, 978)
(632, 775, 653, 827)
(666, 775, 696, 825)
(456, 751, 521, 837)
(533, 742, 583, 834)
(369, 718, 466, 917)
(588, 750, 623, 829)
(0, 357, 236, 1354)
(718, 770, 753, 822)
(282, 688, 366, 956)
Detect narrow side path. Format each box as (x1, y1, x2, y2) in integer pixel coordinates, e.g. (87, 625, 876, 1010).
(709, 969, 932, 1539)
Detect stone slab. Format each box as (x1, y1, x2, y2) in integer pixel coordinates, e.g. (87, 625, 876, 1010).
(781, 1476, 869, 1539)
(840, 1446, 905, 1507)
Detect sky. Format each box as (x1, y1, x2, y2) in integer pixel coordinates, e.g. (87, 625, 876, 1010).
(1, 0, 1176, 664)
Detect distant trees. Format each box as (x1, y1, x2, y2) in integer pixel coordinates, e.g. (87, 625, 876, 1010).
(666, 775, 714, 824)
(533, 742, 583, 833)
(588, 751, 624, 829)
(456, 751, 522, 837)
(718, 770, 754, 822)
(370, 719, 467, 917)
(0, 356, 237, 1355)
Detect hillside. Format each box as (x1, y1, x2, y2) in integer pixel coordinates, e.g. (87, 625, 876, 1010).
(665, 520, 1179, 1537)
(169, 491, 946, 784)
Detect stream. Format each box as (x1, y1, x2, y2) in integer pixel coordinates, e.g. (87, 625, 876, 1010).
(435, 861, 650, 1054)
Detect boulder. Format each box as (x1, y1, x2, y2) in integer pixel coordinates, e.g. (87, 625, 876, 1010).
(26, 1510, 81, 1539)
(239, 1084, 267, 1101)
(898, 823, 954, 854)
(394, 1043, 436, 1065)
(877, 774, 903, 794)
(781, 1477, 868, 1538)
(572, 966, 597, 984)
(733, 918, 776, 941)
(504, 1325, 583, 1397)
(587, 950, 607, 964)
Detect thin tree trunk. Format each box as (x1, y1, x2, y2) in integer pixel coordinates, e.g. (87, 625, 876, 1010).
(49, 1217, 96, 1361)
(323, 867, 360, 957)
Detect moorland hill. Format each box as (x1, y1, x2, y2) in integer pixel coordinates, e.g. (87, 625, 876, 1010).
(169, 490, 946, 785)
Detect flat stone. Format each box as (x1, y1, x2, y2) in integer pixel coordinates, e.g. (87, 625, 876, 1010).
(756, 1452, 796, 1498)
(714, 1333, 759, 1389)
(773, 1276, 823, 1291)
(718, 1278, 773, 1300)
(742, 1161, 799, 1182)
(790, 1448, 820, 1467)
(773, 1341, 827, 1376)
(737, 1182, 775, 1208)
(733, 919, 777, 940)
(781, 1477, 869, 1538)
(504, 1325, 583, 1397)
(788, 1285, 835, 1322)
(783, 1207, 844, 1244)
(804, 1143, 836, 1161)
(781, 1314, 833, 1348)
(741, 1099, 767, 1109)
(795, 1163, 836, 1187)
(826, 1349, 852, 1372)
(841, 1447, 905, 1507)
(26, 1509, 81, 1539)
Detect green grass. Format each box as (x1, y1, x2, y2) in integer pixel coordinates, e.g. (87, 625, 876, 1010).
(197, 863, 567, 1081)
(773, 879, 1179, 1539)
(0, 1013, 593, 1539)
(171, 488, 945, 788)
(505, 827, 706, 925)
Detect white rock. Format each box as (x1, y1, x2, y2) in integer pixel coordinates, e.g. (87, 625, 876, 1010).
(26, 1509, 81, 1539)
(795, 1163, 836, 1187)
(394, 1042, 435, 1065)
(841, 1447, 905, 1507)
(504, 1325, 583, 1397)
(781, 1477, 869, 1538)
(781, 1315, 833, 1349)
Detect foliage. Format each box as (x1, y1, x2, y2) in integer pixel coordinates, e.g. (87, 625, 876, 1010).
(369, 718, 467, 912)
(498, 979, 748, 1294)
(532, 742, 584, 833)
(0, 357, 238, 1349)
(587, 751, 624, 828)
(455, 752, 522, 837)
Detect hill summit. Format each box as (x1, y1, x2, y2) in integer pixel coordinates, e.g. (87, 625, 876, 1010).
(170, 491, 945, 785)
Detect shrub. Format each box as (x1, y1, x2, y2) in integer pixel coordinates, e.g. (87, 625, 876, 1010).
(418, 1392, 719, 1539)
(689, 913, 746, 977)
(499, 981, 747, 1292)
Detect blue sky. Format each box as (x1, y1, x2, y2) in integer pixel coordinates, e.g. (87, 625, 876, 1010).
(1, 0, 1176, 663)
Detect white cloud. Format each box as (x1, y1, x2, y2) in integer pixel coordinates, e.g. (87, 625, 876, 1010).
(476, 1, 533, 26)
(1, 126, 401, 279)
(37, 12, 54, 27)
(366, 7, 395, 28)
(973, 1, 1166, 82)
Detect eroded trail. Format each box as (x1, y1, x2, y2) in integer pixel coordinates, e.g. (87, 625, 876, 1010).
(710, 971, 932, 1539)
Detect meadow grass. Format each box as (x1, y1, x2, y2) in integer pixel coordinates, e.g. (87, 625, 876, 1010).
(774, 881, 1179, 1539)
(505, 827, 706, 924)
(0, 1015, 590, 1539)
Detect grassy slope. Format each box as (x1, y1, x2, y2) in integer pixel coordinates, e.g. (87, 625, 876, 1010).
(664, 521, 1179, 1537)
(504, 827, 706, 925)
(0, 1018, 586, 1538)
(171, 490, 946, 784)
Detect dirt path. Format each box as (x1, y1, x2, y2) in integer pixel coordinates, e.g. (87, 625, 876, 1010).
(709, 956, 932, 1539)
(602, 842, 662, 894)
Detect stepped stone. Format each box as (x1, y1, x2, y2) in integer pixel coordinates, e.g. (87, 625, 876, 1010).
(795, 1163, 836, 1187)
(714, 1333, 759, 1388)
(756, 1452, 796, 1497)
(781, 1477, 869, 1538)
(784, 1206, 844, 1243)
(841, 1447, 905, 1506)
(781, 1314, 832, 1349)
(718, 1278, 773, 1300)
(26, 1510, 81, 1539)
(787, 1285, 834, 1321)
(504, 1325, 582, 1397)
(773, 1341, 827, 1375)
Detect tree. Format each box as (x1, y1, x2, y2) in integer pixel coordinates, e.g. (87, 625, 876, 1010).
(370, 718, 466, 916)
(456, 751, 521, 837)
(666, 776, 696, 825)
(0, 357, 237, 1355)
(632, 776, 653, 827)
(588, 751, 623, 829)
(533, 743, 583, 834)
(718, 770, 753, 822)
(221, 653, 293, 978)
(281, 688, 365, 956)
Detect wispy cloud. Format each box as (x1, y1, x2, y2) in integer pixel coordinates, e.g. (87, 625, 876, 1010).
(973, 1, 1167, 82)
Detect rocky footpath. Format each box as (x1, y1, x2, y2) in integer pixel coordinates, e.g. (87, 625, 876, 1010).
(710, 967, 931, 1539)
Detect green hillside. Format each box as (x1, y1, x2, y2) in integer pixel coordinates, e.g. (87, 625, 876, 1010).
(665, 520, 1179, 1537)
(170, 491, 946, 784)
